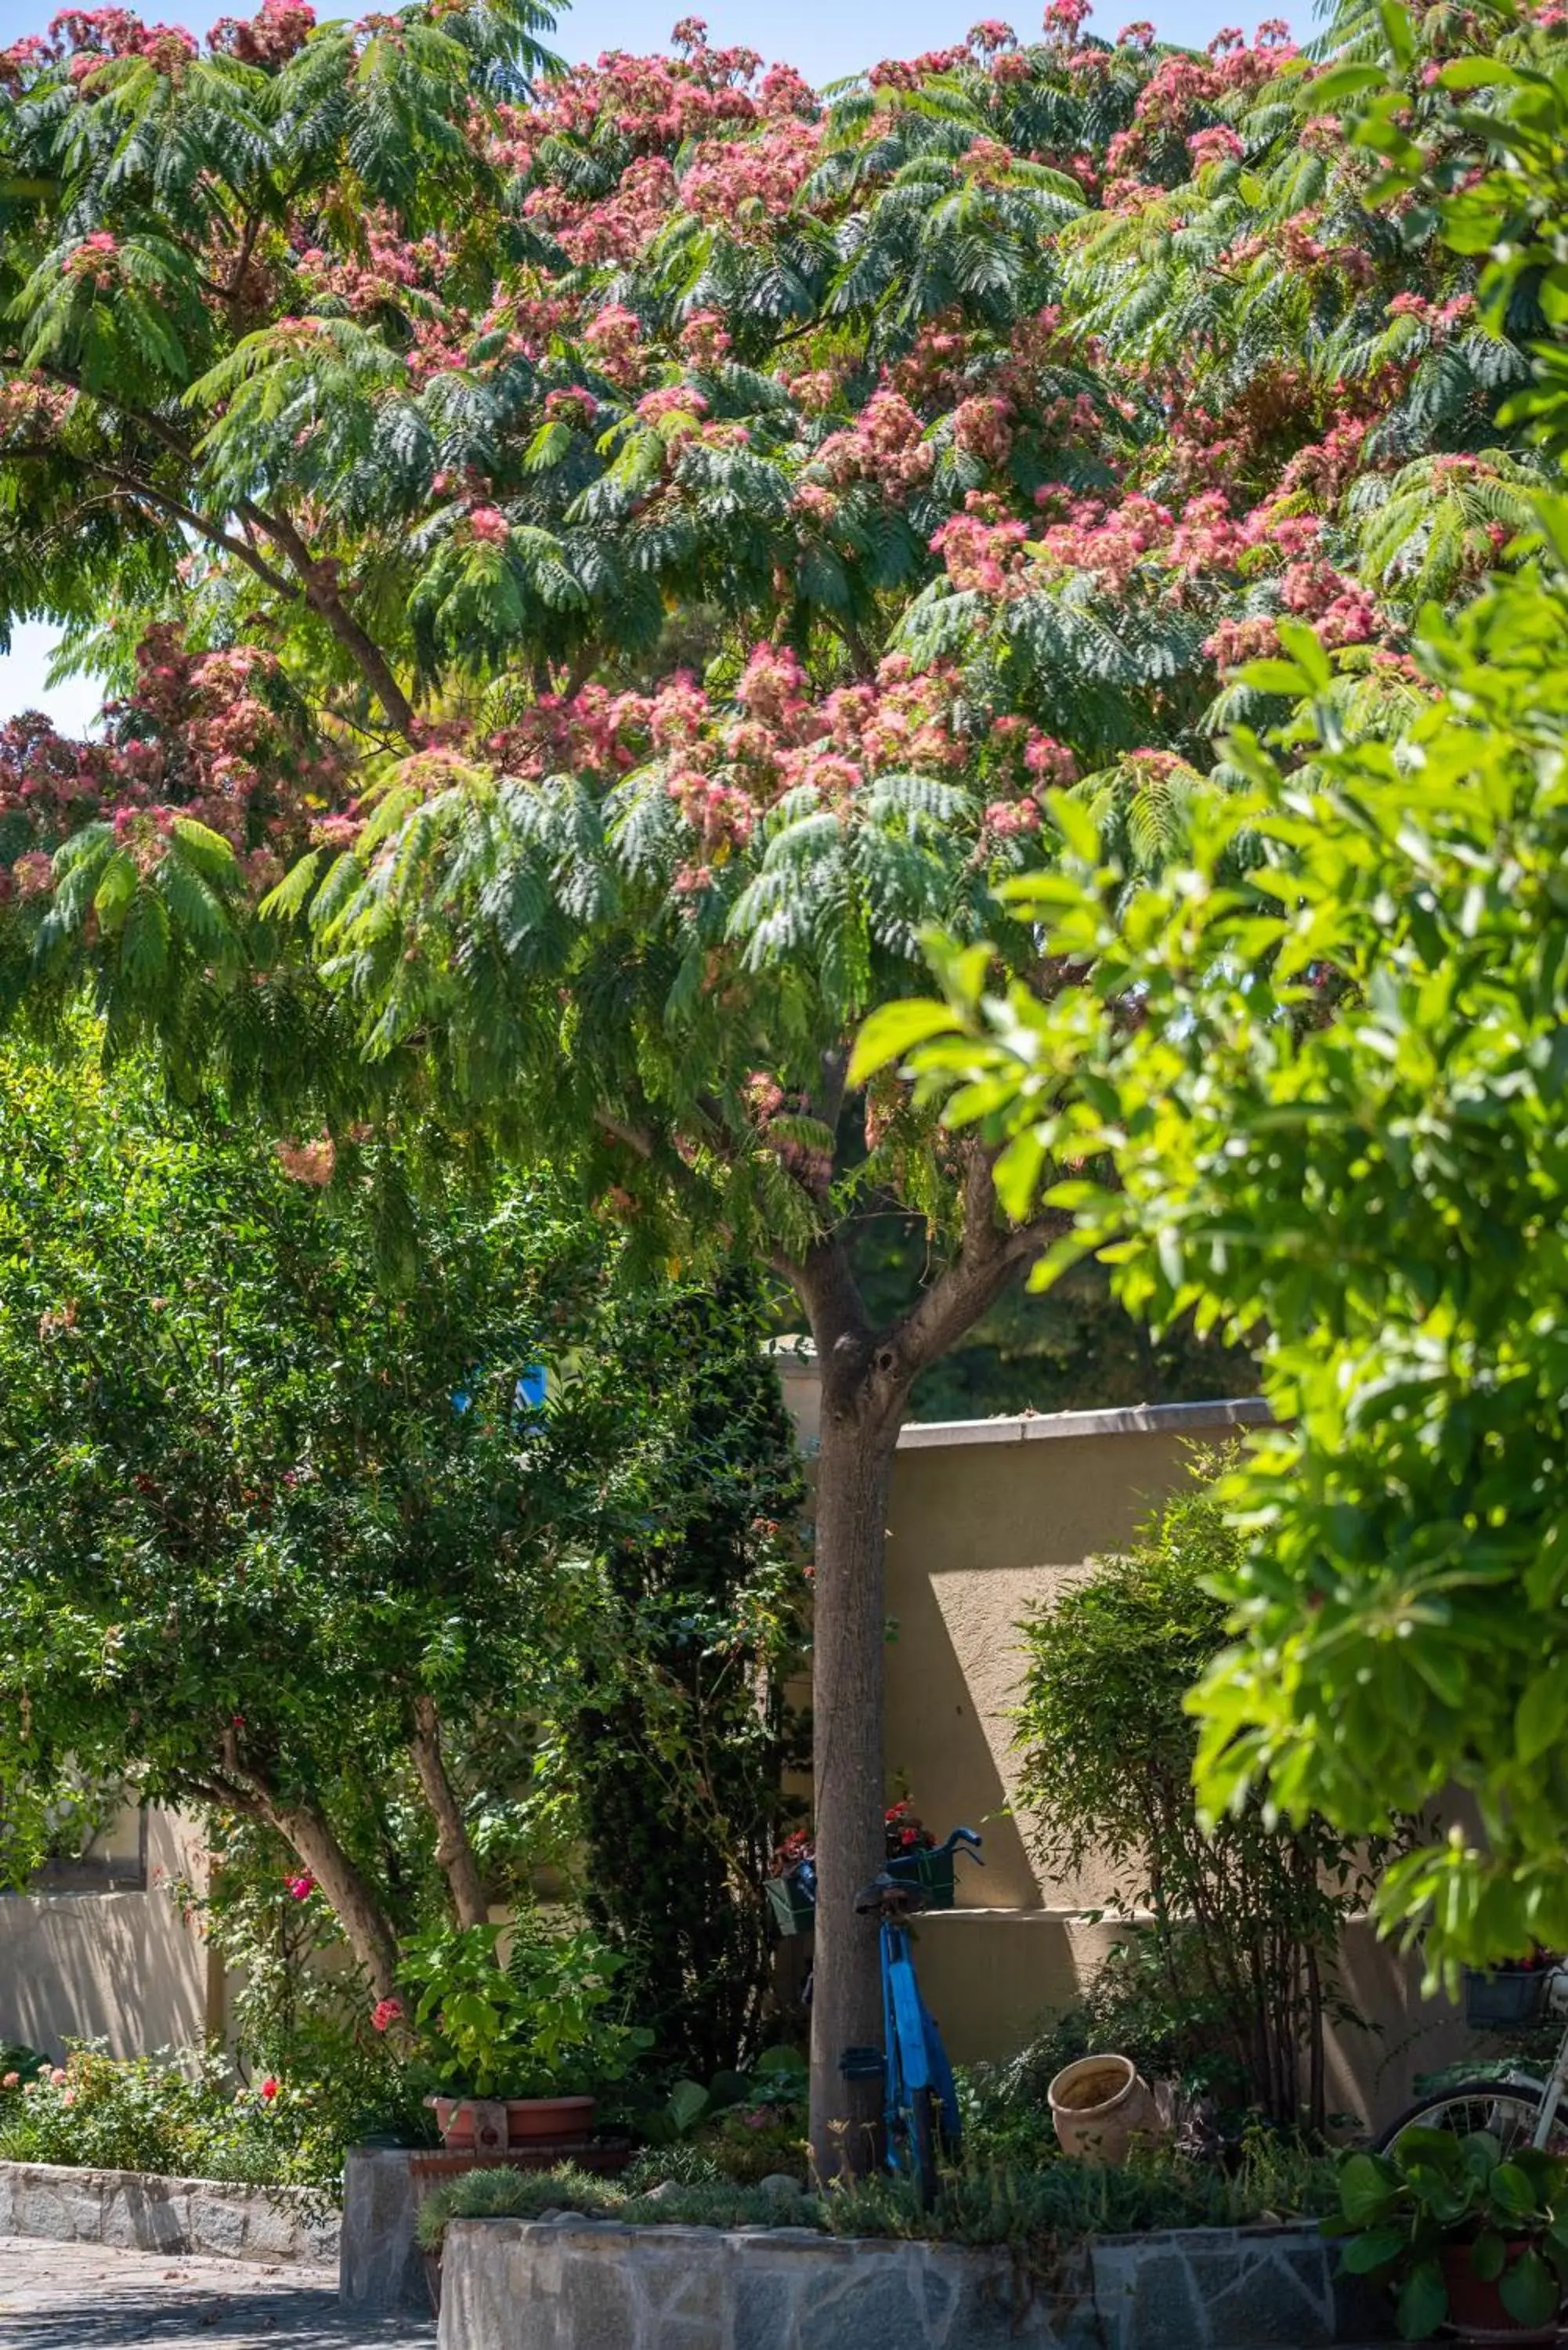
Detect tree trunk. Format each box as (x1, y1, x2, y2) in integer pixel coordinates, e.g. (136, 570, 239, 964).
(781, 1152, 1054, 2177)
(266, 1797, 403, 2001)
(807, 1386, 901, 2182)
(410, 1691, 490, 1930)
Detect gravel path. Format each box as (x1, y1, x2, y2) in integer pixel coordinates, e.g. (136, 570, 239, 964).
(0, 2238, 435, 2349)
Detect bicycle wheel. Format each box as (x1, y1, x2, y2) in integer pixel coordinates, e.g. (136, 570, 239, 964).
(910, 2086, 939, 2209)
(1376, 2078, 1568, 2156)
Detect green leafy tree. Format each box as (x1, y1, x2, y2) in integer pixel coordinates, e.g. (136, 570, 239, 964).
(0, 1038, 801, 2003)
(573, 1278, 808, 2078)
(856, 9, 1568, 1976)
(0, 0, 1555, 2164)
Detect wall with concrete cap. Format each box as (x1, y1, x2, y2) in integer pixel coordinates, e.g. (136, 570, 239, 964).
(0, 2157, 338, 2265)
(433, 2214, 1378, 2350)
(0, 1807, 216, 2061)
(869, 1392, 1471, 2123)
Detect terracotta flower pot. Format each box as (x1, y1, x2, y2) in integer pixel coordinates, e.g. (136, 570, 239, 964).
(1440, 2243, 1560, 2345)
(1046, 2054, 1164, 2165)
(427, 2094, 596, 2152)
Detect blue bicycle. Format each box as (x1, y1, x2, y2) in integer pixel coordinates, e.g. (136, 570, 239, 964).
(840, 1827, 984, 2205)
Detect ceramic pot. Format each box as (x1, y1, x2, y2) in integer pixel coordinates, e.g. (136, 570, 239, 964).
(1046, 2054, 1162, 2165)
(1440, 2243, 1560, 2345)
(427, 2094, 596, 2152)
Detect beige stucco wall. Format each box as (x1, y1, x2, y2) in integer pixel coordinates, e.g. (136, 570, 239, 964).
(872, 1396, 1472, 2134)
(0, 1809, 212, 2059)
(882, 1403, 1270, 1914)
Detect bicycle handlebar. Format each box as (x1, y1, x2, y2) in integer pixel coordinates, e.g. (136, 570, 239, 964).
(782, 1830, 983, 1914)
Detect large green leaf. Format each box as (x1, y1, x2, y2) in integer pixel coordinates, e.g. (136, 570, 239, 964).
(1395, 2260, 1448, 2341)
(1341, 2224, 1408, 2274)
(1339, 2150, 1406, 2225)
(1499, 2249, 1560, 2330)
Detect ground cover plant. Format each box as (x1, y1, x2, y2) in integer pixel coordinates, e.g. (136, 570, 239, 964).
(412, 2134, 1341, 2260)
(0, 0, 1554, 2162)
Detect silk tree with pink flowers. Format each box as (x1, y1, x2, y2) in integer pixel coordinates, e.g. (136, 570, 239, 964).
(0, 0, 1552, 2167)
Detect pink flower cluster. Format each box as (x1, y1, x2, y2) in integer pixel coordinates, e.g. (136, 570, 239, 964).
(933, 508, 1031, 595)
(811, 391, 934, 495)
(0, 624, 356, 907)
(486, 645, 1066, 891)
(677, 118, 822, 222)
(208, 0, 314, 63)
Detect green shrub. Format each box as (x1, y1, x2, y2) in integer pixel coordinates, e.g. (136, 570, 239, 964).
(824, 2134, 1340, 2261)
(413, 2162, 804, 2253)
(412, 2136, 1339, 2260)
(0, 2038, 425, 2196)
(622, 2143, 724, 2191)
(1013, 1464, 1395, 2135)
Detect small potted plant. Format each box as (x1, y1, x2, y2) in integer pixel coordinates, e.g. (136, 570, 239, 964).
(1331, 2128, 1568, 2342)
(396, 1919, 652, 2153)
(884, 1803, 962, 1907)
(764, 1828, 816, 1937)
(1464, 1950, 1558, 2030)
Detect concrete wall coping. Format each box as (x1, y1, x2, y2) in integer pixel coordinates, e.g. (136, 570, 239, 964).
(450, 2214, 1324, 2253)
(894, 1395, 1272, 1452)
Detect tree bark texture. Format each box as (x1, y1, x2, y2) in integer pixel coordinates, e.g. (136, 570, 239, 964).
(410, 1690, 490, 1929)
(806, 1390, 902, 2182)
(265, 1797, 403, 2001)
(786, 1161, 1057, 2178)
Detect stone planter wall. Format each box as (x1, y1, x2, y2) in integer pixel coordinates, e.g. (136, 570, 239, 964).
(435, 2214, 1383, 2350)
(341, 2146, 431, 2316)
(0, 2157, 339, 2266)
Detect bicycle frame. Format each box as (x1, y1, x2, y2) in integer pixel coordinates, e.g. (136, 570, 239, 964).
(1529, 2001, 1568, 2146)
(1473, 1968, 1568, 2148)
(880, 1913, 960, 2166)
(876, 1828, 981, 2179)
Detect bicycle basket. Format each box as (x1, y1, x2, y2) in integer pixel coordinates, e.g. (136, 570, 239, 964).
(1463, 1966, 1548, 2030)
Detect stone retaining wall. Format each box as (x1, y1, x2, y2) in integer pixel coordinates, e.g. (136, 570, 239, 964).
(0, 2158, 339, 2266)
(435, 2214, 1382, 2350)
(341, 2146, 429, 2316)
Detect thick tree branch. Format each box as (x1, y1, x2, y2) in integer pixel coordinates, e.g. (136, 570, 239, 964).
(789, 1234, 875, 1394)
(16, 360, 419, 743)
(593, 1110, 656, 1159)
(887, 1144, 1068, 1382)
(4, 447, 297, 596)
(410, 1691, 489, 1930)
(197, 1734, 403, 1999)
(237, 501, 417, 741)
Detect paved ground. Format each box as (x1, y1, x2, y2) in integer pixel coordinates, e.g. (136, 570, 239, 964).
(0, 2240, 435, 2349)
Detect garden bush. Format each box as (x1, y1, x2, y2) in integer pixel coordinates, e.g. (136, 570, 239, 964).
(0, 2040, 423, 2195)
(1013, 1464, 1397, 2133)
(960, 1929, 1246, 2167)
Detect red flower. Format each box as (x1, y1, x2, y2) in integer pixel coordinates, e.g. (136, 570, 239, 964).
(371, 1997, 403, 2034)
(260, 2077, 279, 2100)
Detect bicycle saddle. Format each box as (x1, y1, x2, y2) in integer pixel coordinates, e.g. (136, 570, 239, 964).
(854, 1872, 927, 1915)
